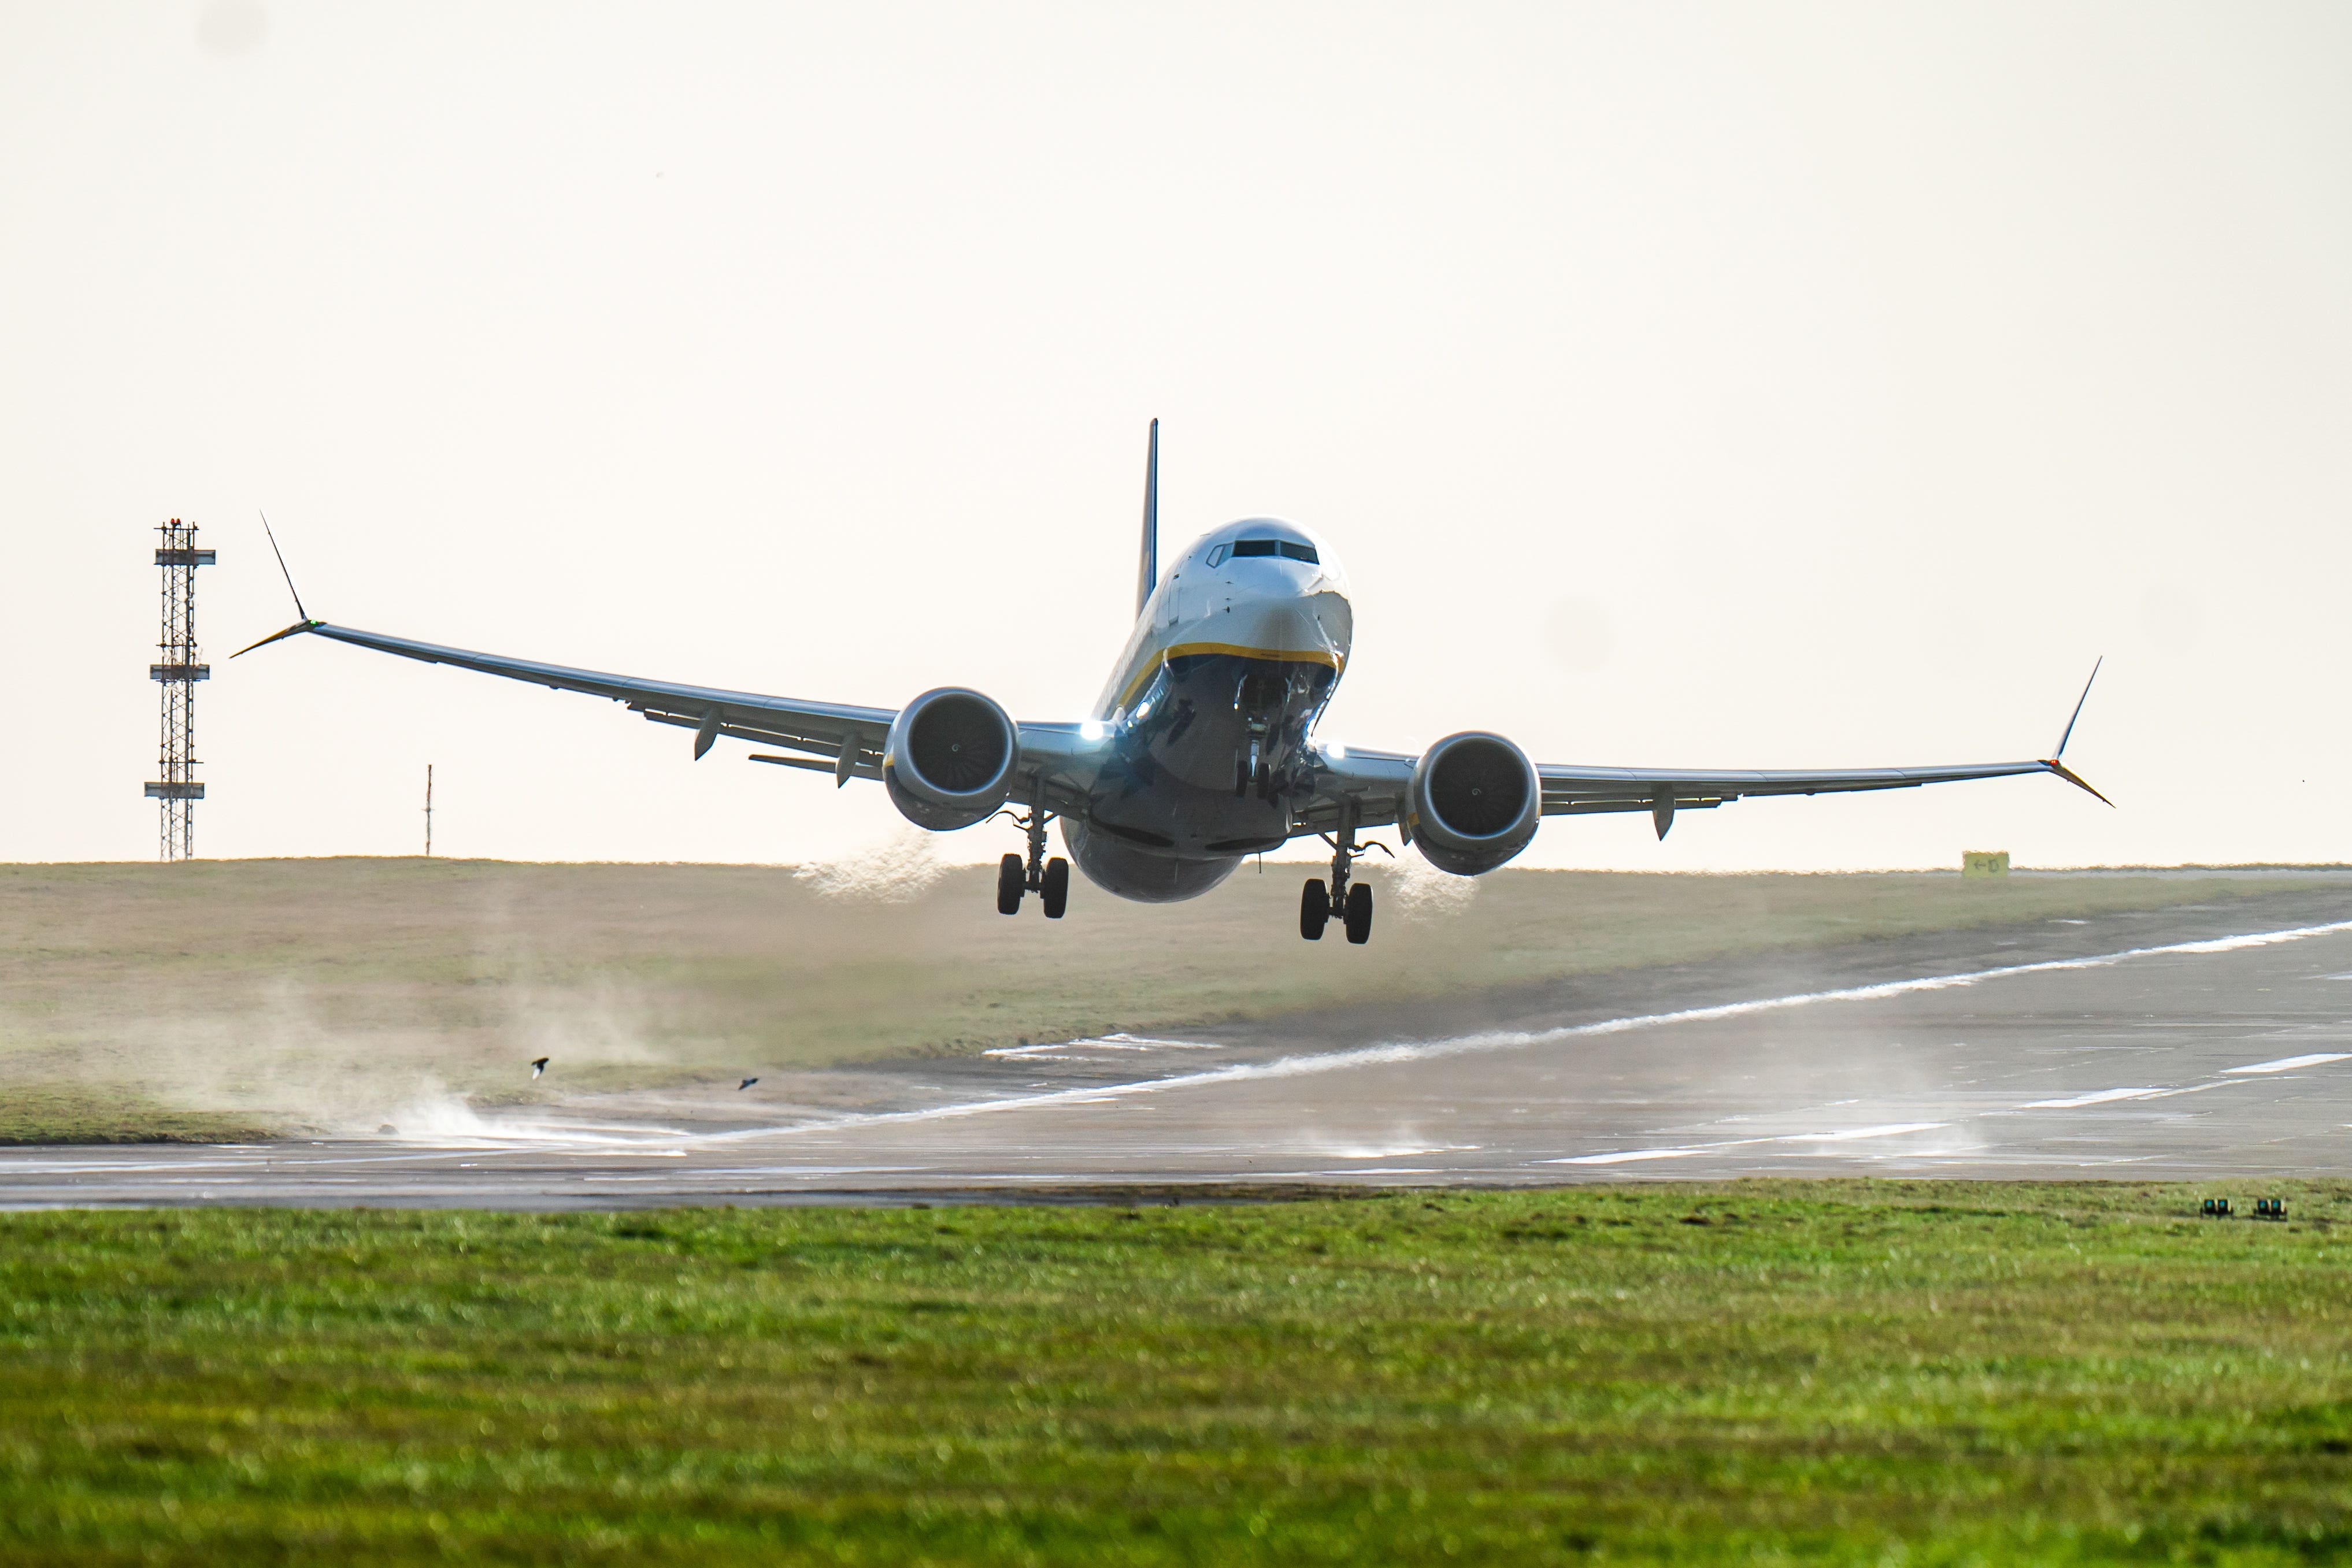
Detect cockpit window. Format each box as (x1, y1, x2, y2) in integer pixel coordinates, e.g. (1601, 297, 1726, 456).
(1216, 539, 1318, 566)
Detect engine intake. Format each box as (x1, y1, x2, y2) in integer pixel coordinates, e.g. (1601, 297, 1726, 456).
(1406, 731, 1540, 876)
(883, 687, 1018, 831)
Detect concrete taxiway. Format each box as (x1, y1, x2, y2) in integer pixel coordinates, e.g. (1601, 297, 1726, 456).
(9, 885, 2352, 1207)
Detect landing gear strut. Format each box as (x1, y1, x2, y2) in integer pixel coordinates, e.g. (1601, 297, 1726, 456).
(1300, 818, 1383, 944)
(1235, 728, 1271, 800)
(996, 807, 1068, 919)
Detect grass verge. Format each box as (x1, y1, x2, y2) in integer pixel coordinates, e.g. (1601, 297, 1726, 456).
(3, 1183, 2349, 1563)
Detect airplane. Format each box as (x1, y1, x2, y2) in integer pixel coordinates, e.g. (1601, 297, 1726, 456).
(238, 422, 2109, 946)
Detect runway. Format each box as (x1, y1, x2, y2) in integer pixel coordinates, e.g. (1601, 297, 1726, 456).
(10, 883, 2352, 1207)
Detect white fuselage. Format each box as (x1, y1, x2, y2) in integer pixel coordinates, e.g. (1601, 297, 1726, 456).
(1061, 517, 1355, 900)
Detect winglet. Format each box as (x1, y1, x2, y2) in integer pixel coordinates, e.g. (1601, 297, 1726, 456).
(260, 511, 309, 621)
(235, 511, 324, 657)
(1136, 418, 1160, 618)
(2038, 656, 2112, 805)
(2053, 656, 2101, 760)
(232, 619, 323, 658)
(2041, 755, 2115, 808)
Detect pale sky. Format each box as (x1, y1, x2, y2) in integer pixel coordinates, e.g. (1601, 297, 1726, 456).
(3, 2, 2347, 870)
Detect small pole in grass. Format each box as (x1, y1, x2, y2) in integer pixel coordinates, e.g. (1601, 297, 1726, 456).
(424, 763, 434, 857)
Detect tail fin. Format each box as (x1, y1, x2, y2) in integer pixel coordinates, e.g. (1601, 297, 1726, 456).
(1136, 417, 1160, 617)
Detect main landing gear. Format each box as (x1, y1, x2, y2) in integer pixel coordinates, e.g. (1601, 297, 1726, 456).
(995, 808, 1068, 919)
(1299, 820, 1383, 945)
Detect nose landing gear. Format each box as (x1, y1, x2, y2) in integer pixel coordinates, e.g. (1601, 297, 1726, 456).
(1234, 728, 1273, 800)
(994, 807, 1069, 919)
(1300, 819, 1386, 944)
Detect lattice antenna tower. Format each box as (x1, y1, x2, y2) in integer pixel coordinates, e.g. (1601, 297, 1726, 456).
(145, 519, 214, 860)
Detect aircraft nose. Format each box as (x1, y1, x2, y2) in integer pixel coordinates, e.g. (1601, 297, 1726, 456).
(1223, 586, 1347, 663)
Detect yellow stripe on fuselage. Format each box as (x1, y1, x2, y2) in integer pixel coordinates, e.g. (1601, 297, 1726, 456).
(1112, 640, 1344, 714)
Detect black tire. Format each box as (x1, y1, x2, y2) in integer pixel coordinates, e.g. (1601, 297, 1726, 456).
(997, 852, 1024, 915)
(1299, 878, 1328, 940)
(1040, 857, 1070, 919)
(1235, 757, 1251, 798)
(1344, 881, 1373, 945)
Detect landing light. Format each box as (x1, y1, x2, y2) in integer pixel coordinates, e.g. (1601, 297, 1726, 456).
(1324, 740, 1347, 760)
(1079, 720, 1108, 742)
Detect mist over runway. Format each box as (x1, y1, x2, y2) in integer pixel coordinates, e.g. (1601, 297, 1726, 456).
(10, 885, 2352, 1209)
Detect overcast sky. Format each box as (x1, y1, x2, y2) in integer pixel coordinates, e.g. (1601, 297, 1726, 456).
(3, 2, 2347, 871)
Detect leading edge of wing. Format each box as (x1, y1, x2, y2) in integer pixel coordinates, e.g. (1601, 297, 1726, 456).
(1538, 757, 2112, 810)
(250, 620, 1105, 793)
(272, 620, 894, 729)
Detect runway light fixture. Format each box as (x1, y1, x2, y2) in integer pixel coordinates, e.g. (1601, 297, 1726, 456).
(2199, 1197, 2234, 1219)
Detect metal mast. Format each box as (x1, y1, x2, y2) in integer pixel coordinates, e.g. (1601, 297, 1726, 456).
(145, 519, 214, 860)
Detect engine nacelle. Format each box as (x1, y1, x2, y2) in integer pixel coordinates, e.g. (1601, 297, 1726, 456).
(1405, 731, 1540, 877)
(883, 687, 1018, 831)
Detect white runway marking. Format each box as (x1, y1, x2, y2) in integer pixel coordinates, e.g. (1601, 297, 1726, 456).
(1552, 1148, 1709, 1166)
(1550, 1122, 1951, 1165)
(984, 1033, 1224, 1059)
(1797, 1122, 1949, 1142)
(2225, 1053, 2352, 1074)
(1313, 1145, 1476, 1159)
(2023, 1088, 2167, 1109)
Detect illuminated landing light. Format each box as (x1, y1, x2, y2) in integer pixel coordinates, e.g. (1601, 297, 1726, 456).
(1323, 740, 1347, 760)
(1079, 720, 1109, 742)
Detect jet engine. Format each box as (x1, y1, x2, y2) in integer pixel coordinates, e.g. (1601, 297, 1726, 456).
(1405, 731, 1540, 876)
(883, 687, 1018, 831)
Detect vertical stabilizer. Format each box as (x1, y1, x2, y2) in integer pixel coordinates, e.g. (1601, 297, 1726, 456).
(1136, 418, 1160, 617)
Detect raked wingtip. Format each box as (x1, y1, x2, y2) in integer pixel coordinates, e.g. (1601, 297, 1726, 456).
(231, 618, 322, 658)
(2043, 758, 2114, 809)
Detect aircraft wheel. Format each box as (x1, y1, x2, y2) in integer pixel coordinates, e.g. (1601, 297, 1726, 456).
(997, 853, 1024, 915)
(1234, 758, 1250, 798)
(1344, 881, 1374, 945)
(1040, 857, 1070, 919)
(1299, 878, 1328, 940)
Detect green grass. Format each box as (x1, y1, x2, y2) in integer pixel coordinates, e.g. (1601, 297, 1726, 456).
(4, 1184, 2351, 1563)
(0, 1089, 271, 1147)
(3, 858, 2343, 1143)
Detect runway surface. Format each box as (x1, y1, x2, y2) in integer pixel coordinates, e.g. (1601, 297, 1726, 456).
(11, 884, 2352, 1207)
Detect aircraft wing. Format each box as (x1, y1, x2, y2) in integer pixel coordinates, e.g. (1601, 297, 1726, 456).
(1532, 757, 2107, 817)
(1296, 748, 2106, 839)
(1296, 660, 2108, 840)
(237, 619, 1091, 806)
